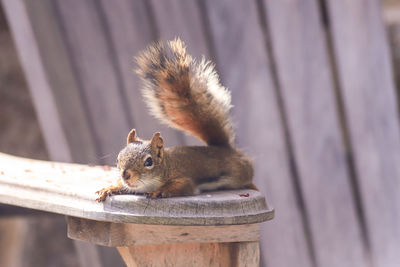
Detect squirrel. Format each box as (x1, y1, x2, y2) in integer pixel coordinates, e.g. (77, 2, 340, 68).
(96, 38, 257, 202)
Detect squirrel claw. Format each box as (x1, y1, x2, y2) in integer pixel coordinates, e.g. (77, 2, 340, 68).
(95, 196, 104, 202)
(95, 188, 111, 202)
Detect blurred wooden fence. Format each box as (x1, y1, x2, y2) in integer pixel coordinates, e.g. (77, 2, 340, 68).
(3, 0, 400, 266)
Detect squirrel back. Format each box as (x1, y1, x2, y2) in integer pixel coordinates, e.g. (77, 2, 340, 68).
(136, 38, 234, 147)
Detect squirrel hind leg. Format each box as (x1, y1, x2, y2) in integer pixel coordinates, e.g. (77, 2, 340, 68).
(146, 177, 196, 198)
(243, 183, 259, 191)
(196, 175, 244, 192)
(196, 170, 257, 193)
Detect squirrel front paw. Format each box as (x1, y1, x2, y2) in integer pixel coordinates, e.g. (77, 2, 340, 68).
(95, 188, 115, 202)
(95, 181, 125, 202)
(95, 188, 109, 202)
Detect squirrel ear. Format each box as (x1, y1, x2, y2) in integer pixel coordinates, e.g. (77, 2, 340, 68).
(151, 132, 164, 148)
(127, 129, 138, 144)
(151, 132, 164, 158)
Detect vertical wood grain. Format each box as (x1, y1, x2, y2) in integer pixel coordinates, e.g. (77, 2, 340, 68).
(117, 242, 259, 267)
(22, 0, 98, 164)
(54, 0, 131, 163)
(204, 1, 313, 266)
(73, 241, 102, 267)
(99, 0, 184, 147)
(325, 0, 400, 266)
(150, 0, 210, 59)
(231, 242, 260, 267)
(1, 0, 72, 162)
(3, 0, 126, 266)
(260, 0, 369, 266)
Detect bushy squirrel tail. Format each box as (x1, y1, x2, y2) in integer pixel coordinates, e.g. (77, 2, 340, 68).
(136, 38, 234, 147)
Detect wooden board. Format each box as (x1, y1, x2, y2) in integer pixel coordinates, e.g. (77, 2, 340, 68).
(67, 217, 260, 247)
(204, 1, 313, 266)
(23, 0, 99, 164)
(117, 241, 259, 267)
(325, 0, 400, 266)
(261, 0, 369, 266)
(0, 152, 273, 226)
(150, 0, 210, 59)
(2, 0, 74, 162)
(99, 0, 185, 147)
(1, 1, 116, 265)
(0, 218, 27, 267)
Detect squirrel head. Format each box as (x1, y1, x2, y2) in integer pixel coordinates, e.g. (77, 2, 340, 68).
(117, 129, 165, 193)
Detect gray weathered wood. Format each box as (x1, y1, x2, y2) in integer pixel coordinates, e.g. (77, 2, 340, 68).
(54, 0, 131, 163)
(117, 241, 259, 267)
(0, 152, 273, 225)
(73, 241, 102, 267)
(3, 0, 98, 164)
(5, 0, 400, 266)
(1, 1, 109, 266)
(326, 0, 400, 266)
(204, 1, 312, 266)
(1, 1, 271, 267)
(150, 0, 210, 60)
(23, 0, 98, 164)
(99, 0, 184, 147)
(67, 217, 260, 247)
(261, 0, 369, 266)
(1, 0, 72, 162)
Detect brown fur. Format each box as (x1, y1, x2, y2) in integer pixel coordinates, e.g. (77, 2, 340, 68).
(136, 38, 234, 147)
(146, 177, 196, 198)
(95, 39, 255, 201)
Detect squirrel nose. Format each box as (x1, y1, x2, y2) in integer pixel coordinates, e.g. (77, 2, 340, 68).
(122, 170, 131, 180)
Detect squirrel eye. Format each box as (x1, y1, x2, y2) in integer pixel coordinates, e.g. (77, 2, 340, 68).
(144, 156, 153, 167)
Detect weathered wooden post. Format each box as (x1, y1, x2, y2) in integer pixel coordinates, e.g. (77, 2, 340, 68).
(0, 153, 274, 266)
(67, 189, 272, 267)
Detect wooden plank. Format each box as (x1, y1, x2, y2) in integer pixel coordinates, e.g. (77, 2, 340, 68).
(117, 241, 259, 267)
(261, 0, 369, 266)
(73, 241, 102, 267)
(1, 1, 107, 265)
(0, 152, 273, 225)
(231, 242, 260, 267)
(3, 1, 130, 265)
(1, 0, 72, 162)
(150, 0, 210, 146)
(0, 215, 81, 267)
(325, 0, 400, 266)
(204, 1, 313, 266)
(67, 217, 260, 247)
(25, 0, 99, 163)
(54, 0, 131, 163)
(0, 218, 27, 267)
(98, 0, 184, 147)
(150, 0, 210, 59)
